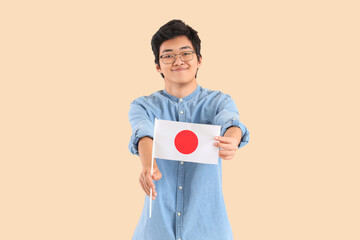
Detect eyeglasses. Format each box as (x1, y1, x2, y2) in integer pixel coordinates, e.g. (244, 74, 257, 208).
(159, 51, 196, 64)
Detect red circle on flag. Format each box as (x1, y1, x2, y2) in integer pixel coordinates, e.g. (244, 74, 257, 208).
(174, 130, 198, 154)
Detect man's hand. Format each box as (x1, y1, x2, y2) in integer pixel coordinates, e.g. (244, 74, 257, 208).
(139, 160, 162, 200)
(214, 136, 239, 160)
(138, 137, 162, 200)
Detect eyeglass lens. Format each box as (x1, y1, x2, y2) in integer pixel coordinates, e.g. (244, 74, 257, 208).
(161, 52, 194, 64)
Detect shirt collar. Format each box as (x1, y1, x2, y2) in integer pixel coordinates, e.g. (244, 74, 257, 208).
(162, 84, 201, 102)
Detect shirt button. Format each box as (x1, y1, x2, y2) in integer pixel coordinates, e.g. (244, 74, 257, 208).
(180, 161, 184, 164)
(179, 98, 183, 102)
(179, 110, 184, 114)
(177, 212, 181, 216)
(179, 186, 183, 190)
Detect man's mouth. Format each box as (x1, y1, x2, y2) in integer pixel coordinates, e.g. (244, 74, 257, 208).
(172, 68, 188, 72)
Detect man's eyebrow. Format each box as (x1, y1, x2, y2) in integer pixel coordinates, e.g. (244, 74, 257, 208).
(161, 46, 192, 54)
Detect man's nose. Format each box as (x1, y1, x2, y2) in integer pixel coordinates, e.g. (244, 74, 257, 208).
(173, 55, 184, 65)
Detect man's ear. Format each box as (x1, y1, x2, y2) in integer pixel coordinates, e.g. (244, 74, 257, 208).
(197, 56, 202, 68)
(156, 64, 162, 73)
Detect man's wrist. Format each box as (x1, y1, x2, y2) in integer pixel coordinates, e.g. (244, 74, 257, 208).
(224, 126, 242, 146)
(142, 160, 157, 170)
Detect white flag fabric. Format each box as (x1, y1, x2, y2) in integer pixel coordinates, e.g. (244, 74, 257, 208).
(153, 119, 221, 164)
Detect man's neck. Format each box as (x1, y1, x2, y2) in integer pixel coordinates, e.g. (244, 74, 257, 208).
(164, 80, 198, 98)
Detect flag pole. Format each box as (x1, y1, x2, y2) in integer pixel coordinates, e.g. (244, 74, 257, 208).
(150, 118, 157, 218)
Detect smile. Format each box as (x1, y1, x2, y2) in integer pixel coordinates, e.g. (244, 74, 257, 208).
(172, 68, 188, 72)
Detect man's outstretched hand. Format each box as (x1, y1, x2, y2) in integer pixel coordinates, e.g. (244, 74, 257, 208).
(139, 159, 162, 200)
(214, 126, 242, 160)
(214, 135, 240, 160)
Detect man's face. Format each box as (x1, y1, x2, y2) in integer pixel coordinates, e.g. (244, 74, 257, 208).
(156, 35, 202, 85)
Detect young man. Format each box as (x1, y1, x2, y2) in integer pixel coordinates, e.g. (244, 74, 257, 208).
(128, 19, 249, 240)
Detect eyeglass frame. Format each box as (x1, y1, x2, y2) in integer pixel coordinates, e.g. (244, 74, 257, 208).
(159, 50, 196, 64)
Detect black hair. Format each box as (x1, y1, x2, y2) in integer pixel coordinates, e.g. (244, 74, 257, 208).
(151, 19, 202, 78)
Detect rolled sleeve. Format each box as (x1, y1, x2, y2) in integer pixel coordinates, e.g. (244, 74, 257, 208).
(212, 95, 249, 149)
(128, 101, 154, 156)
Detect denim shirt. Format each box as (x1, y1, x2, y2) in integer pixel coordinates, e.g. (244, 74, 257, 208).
(128, 84, 249, 240)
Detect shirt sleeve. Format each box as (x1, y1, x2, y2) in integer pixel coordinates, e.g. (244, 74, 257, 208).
(128, 100, 154, 156)
(212, 95, 249, 149)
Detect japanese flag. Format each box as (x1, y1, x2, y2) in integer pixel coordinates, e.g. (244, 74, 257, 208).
(153, 119, 221, 164)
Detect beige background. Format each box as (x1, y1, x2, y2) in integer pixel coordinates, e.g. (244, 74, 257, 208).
(1, 0, 359, 239)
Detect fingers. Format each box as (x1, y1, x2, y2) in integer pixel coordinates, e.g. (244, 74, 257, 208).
(139, 175, 150, 196)
(214, 136, 238, 158)
(139, 168, 161, 200)
(140, 172, 151, 195)
(214, 136, 235, 144)
(214, 141, 237, 151)
(219, 149, 236, 160)
(146, 172, 157, 198)
(152, 169, 162, 181)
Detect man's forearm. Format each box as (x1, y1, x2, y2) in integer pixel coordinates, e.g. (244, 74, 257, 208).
(138, 136, 155, 169)
(224, 127, 242, 146)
